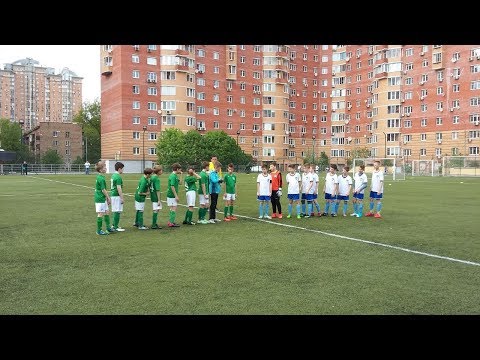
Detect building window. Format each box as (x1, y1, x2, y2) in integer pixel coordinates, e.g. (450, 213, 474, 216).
(133, 147, 140, 155)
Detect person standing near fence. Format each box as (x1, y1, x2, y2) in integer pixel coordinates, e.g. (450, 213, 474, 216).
(84, 160, 90, 175)
(22, 161, 28, 176)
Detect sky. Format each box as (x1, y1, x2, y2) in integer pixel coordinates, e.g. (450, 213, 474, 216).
(0, 45, 100, 104)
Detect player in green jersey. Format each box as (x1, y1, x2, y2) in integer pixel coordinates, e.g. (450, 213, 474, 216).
(110, 162, 125, 232)
(183, 166, 201, 225)
(134, 168, 153, 230)
(94, 161, 112, 235)
(166, 163, 182, 227)
(197, 161, 210, 224)
(223, 163, 238, 221)
(149, 165, 163, 229)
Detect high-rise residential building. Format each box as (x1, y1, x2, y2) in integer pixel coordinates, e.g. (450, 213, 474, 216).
(0, 57, 83, 163)
(100, 45, 480, 167)
(0, 57, 83, 130)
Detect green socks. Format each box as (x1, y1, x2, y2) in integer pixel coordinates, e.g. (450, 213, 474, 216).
(113, 212, 120, 228)
(152, 212, 158, 226)
(97, 217, 103, 232)
(104, 214, 111, 229)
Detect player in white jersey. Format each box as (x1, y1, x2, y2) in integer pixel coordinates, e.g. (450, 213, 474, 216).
(285, 164, 302, 218)
(300, 164, 311, 217)
(352, 164, 368, 217)
(256, 164, 272, 219)
(366, 160, 384, 218)
(335, 166, 353, 217)
(309, 164, 322, 216)
(322, 164, 339, 217)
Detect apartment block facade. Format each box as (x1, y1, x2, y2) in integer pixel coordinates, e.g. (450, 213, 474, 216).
(0, 57, 83, 162)
(100, 45, 480, 166)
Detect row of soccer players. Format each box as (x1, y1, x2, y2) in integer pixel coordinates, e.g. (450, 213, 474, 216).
(93, 160, 238, 235)
(257, 161, 384, 219)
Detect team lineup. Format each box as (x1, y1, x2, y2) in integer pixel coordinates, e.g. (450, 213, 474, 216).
(93, 158, 385, 235)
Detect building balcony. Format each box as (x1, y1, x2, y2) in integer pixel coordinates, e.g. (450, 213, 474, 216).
(175, 64, 189, 72)
(101, 65, 112, 76)
(375, 71, 388, 79)
(175, 49, 190, 56)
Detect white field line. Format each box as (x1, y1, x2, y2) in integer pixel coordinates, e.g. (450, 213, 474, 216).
(31, 176, 480, 267)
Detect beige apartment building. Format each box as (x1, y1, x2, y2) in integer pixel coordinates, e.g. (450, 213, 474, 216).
(100, 45, 480, 167)
(0, 57, 83, 163)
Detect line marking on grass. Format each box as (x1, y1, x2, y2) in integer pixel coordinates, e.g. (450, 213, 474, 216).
(30, 176, 480, 268)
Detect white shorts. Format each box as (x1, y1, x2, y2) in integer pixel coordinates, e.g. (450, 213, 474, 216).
(95, 201, 108, 213)
(152, 201, 162, 211)
(111, 196, 123, 213)
(167, 197, 178, 207)
(224, 193, 236, 201)
(198, 194, 209, 206)
(135, 201, 145, 211)
(186, 190, 196, 207)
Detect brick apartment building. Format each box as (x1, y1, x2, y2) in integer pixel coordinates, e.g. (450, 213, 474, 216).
(0, 57, 83, 163)
(100, 45, 480, 167)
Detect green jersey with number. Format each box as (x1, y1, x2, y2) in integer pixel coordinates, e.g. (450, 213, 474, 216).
(150, 174, 161, 202)
(135, 176, 150, 202)
(184, 175, 198, 192)
(166, 172, 179, 198)
(198, 170, 209, 195)
(110, 172, 123, 197)
(94, 174, 107, 203)
(224, 173, 237, 194)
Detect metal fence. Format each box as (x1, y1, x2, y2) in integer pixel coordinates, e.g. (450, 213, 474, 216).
(0, 163, 87, 175)
(0, 163, 261, 175)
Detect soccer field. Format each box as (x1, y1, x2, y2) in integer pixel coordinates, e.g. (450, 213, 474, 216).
(1, 173, 479, 314)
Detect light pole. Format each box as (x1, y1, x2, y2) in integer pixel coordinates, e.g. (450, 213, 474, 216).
(236, 129, 240, 145)
(83, 133, 88, 162)
(142, 125, 147, 170)
(383, 131, 387, 158)
(312, 135, 316, 164)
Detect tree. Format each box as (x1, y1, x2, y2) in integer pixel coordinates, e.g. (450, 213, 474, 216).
(41, 149, 63, 164)
(73, 100, 101, 163)
(347, 147, 371, 166)
(72, 156, 84, 165)
(156, 128, 188, 166)
(317, 151, 330, 170)
(0, 118, 33, 162)
(156, 129, 252, 168)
